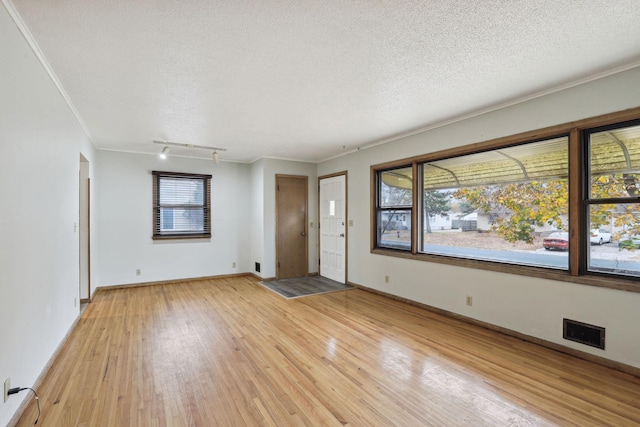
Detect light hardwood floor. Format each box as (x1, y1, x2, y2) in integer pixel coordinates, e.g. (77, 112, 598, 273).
(15, 276, 640, 426)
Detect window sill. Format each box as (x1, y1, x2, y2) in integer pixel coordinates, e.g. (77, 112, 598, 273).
(371, 247, 640, 293)
(152, 234, 211, 240)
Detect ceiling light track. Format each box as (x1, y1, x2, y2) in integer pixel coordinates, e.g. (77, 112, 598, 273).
(153, 140, 227, 152)
(153, 140, 226, 162)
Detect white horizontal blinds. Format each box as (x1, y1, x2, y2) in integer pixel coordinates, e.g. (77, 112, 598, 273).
(152, 171, 211, 238)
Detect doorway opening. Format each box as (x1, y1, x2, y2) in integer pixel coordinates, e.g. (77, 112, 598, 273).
(79, 154, 90, 303)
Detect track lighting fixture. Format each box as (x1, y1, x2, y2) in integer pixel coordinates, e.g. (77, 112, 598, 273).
(153, 140, 226, 163)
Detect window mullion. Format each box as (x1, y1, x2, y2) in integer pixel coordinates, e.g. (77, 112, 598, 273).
(412, 162, 419, 254)
(568, 127, 582, 276)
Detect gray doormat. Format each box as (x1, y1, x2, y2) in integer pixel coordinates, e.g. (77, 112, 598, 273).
(259, 276, 353, 299)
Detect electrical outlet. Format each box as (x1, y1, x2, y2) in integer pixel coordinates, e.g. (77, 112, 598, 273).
(348, 220, 354, 226)
(384, 275, 390, 284)
(232, 262, 236, 268)
(466, 295, 473, 306)
(74, 297, 77, 308)
(136, 269, 141, 276)
(4, 378, 10, 403)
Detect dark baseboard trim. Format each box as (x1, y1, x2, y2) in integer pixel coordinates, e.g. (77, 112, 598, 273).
(348, 281, 640, 379)
(95, 272, 253, 293)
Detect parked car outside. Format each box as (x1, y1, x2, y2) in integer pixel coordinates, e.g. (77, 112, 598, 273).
(590, 228, 612, 245)
(543, 231, 569, 251)
(618, 235, 640, 249)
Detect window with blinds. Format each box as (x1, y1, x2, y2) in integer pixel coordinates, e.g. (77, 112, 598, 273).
(152, 171, 211, 239)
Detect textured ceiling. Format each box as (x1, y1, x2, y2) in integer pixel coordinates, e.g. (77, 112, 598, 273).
(7, 0, 640, 163)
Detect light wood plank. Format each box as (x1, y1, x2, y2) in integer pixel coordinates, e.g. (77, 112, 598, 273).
(15, 276, 640, 426)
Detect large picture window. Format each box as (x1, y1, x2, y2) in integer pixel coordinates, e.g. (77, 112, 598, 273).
(420, 137, 569, 269)
(371, 108, 640, 288)
(375, 138, 569, 267)
(152, 171, 211, 239)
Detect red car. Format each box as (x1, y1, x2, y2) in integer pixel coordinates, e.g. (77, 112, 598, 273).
(543, 231, 569, 251)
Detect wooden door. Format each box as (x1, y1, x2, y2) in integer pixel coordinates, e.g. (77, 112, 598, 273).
(276, 175, 308, 279)
(319, 174, 346, 283)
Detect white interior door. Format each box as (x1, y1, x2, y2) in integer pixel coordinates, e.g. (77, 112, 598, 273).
(320, 175, 346, 283)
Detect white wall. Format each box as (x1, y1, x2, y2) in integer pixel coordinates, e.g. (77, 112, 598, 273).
(0, 3, 96, 425)
(250, 160, 265, 276)
(318, 66, 640, 369)
(94, 151, 251, 287)
(93, 153, 319, 285)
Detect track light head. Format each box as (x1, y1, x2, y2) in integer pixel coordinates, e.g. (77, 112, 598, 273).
(159, 146, 169, 159)
(212, 150, 219, 164)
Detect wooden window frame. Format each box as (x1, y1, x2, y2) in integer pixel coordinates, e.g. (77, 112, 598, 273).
(371, 106, 640, 293)
(375, 165, 415, 252)
(152, 171, 212, 240)
(582, 117, 640, 277)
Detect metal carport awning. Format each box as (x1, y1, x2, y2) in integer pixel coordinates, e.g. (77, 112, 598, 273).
(382, 125, 640, 191)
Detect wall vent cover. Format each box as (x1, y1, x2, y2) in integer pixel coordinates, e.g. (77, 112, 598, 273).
(563, 318, 605, 350)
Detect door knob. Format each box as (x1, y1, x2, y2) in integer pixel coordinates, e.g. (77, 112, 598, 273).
(301, 231, 306, 236)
